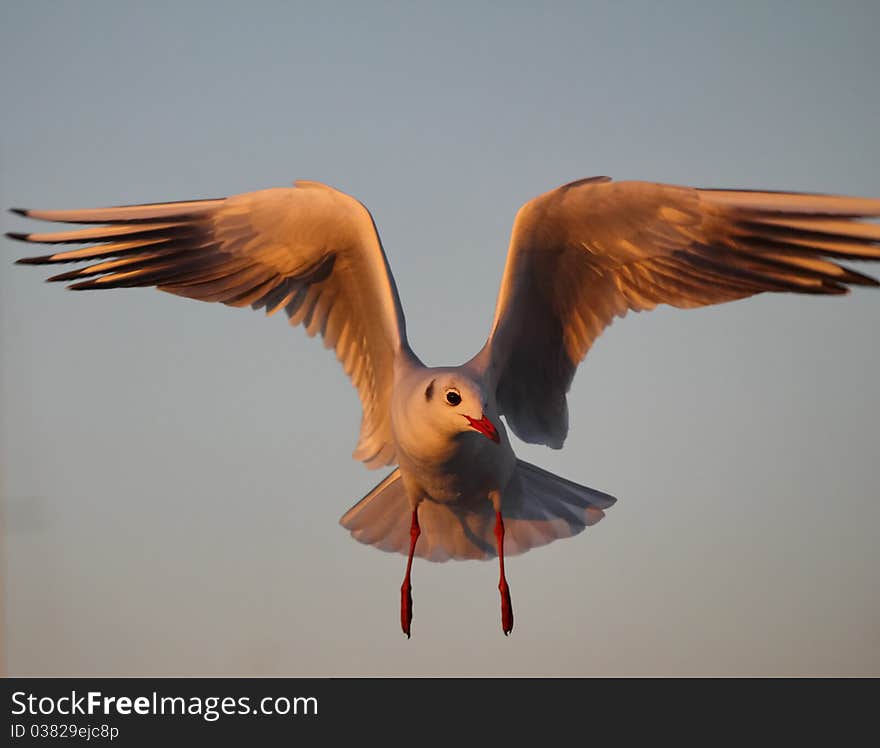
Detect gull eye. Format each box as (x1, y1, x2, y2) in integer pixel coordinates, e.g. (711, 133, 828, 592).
(445, 389, 462, 406)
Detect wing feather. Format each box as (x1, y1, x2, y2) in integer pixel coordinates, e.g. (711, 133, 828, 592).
(9, 181, 412, 468)
(475, 178, 880, 447)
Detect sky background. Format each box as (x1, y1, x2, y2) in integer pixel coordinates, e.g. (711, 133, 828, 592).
(2, 1, 878, 676)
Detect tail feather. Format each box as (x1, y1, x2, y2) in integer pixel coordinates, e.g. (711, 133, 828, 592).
(501, 461, 615, 556)
(339, 460, 617, 562)
(339, 469, 411, 553)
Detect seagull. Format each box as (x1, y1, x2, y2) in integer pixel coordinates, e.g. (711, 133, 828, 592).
(8, 176, 880, 637)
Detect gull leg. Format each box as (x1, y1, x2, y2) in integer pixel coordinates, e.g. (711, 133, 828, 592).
(400, 507, 421, 638)
(494, 510, 514, 636)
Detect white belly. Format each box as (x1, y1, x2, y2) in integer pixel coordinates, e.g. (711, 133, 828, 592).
(398, 429, 516, 507)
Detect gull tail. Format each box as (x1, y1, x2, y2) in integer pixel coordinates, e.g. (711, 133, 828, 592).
(339, 461, 617, 562)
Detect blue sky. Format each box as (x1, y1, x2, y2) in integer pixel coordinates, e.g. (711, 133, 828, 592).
(2, 1, 878, 675)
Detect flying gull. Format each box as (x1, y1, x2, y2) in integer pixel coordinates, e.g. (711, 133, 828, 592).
(9, 176, 880, 636)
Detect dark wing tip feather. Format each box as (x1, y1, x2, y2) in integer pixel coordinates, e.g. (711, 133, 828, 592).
(46, 268, 89, 282)
(821, 282, 850, 295)
(838, 267, 880, 287)
(66, 278, 104, 291)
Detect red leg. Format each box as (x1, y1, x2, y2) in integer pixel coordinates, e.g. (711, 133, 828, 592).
(495, 510, 514, 635)
(400, 508, 421, 638)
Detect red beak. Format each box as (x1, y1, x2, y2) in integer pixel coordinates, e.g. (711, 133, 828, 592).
(463, 414, 500, 443)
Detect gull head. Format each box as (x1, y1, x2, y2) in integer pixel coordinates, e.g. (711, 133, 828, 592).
(418, 372, 500, 444)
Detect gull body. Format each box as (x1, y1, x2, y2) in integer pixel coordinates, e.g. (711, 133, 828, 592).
(9, 175, 880, 636)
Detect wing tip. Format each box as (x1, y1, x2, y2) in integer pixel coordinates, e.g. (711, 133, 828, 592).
(15, 253, 56, 265)
(46, 268, 84, 282)
(844, 270, 880, 287)
(66, 279, 96, 291)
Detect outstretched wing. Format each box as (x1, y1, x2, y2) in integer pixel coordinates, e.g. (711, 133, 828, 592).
(474, 177, 880, 448)
(10, 180, 410, 468)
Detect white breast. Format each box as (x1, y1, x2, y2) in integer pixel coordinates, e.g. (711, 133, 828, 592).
(397, 421, 516, 506)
